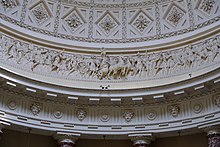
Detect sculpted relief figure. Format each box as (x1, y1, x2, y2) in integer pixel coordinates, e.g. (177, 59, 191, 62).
(108, 55, 126, 79)
(30, 48, 49, 70)
(6, 40, 17, 59)
(51, 50, 65, 72)
(87, 57, 98, 78)
(15, 41, 29, 64)
(1, 34, 220, 81)
(123, 110, 134, 122)
(76, 109, 87, 121)
(169, 105, 180, 117)
(97, 51, 110, 79)
(65, 56, 78, 75)
(122, 57, 133, 77)
(133, 53, 144, 77)
(30, 103, 41, 116)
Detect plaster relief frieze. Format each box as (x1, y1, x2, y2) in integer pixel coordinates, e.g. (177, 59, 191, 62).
(0, 34, 220, 81)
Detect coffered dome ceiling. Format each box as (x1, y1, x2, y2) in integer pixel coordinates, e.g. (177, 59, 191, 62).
(0, 0, 220, 139)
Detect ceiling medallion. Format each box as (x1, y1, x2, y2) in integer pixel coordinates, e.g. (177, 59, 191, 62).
(165, 5, 185, 27)
(1, 0, 18, 10)
(193, 103, 203, 114)
(199, 0, 215, 14)
(131, 10, 152, 33)
(96, 11, 119, 36)
(53, 110, 63, 119)
(63, 9, 85, 33)
(100, 111, 110, 122)
(147, 111, 157, 120)
(29, 1, 51, 25)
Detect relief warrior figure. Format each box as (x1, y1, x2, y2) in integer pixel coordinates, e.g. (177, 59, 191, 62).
(16, 41, 29, 64)
(97, 49, 109, 79)
(77, 55, 91, 78)
(65, 57, 78, 75)
(108, 55, 125, 79)
(87, 57, 98, 78)
(154, 51, 165, 76)
(163, 51, 174, 75)
(133, 52, 144, 77)
(5, 40, 30, 64)
(6, 40, 17, 59)
(173, 49, 185, 72)
(30, 48, 49, 71)
(51, 50, 65, 72)
(121, 57, 133, 77)
(211, 38, 220, 62)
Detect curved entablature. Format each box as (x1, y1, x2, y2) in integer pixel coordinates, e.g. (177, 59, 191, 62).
(0, 30, 220, 90)
(0, 82, 220, 135)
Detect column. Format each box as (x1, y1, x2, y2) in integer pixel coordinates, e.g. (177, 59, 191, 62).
(129, 134, 153, 147)
(207, 126, 220, 147)
(55, 132, 80, 147)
